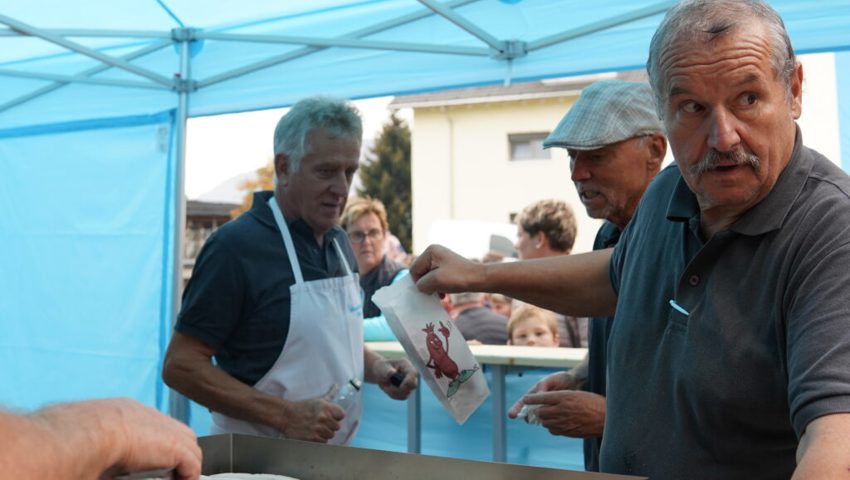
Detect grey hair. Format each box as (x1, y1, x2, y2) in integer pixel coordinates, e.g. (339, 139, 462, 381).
(272, 96, 363, 173)
(450, 292, 484, 305)
(646, 0, 796, 118)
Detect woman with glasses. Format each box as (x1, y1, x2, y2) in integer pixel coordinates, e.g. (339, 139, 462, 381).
(341, 197, 409, 341)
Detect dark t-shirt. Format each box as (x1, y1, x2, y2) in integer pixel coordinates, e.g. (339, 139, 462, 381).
(455, 306, 508, 345)
(603, 131, 850, 479)
(175, 191, 357, 386)
(582, 221, 620, 472)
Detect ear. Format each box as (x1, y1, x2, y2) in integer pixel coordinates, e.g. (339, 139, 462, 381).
(646, 133, 667, 173)
(534, 231, 547, 249)
(274, 153, 290, 186)
(790, 61, 803, 120)
(552, 332, 561, 345)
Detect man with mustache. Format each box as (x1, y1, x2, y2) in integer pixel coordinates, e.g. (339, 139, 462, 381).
(410, 1, 850, 477)
(163, 96, 416, 445)
(508, 79, 666, 472)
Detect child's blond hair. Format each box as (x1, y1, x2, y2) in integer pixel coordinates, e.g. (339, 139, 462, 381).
(507, 304, 558, 344)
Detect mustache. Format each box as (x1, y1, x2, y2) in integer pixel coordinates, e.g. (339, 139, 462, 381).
(689, 149, 760, 178)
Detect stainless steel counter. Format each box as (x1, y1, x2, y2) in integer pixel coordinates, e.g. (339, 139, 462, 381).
(200, 434, 644, 480)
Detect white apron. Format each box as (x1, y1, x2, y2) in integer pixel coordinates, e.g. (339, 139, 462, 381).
(210, 196, 364, 445)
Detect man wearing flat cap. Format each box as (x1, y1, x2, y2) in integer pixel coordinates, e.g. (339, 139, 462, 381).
(410, 0, 850, 477)
(508, 79, 666, 471)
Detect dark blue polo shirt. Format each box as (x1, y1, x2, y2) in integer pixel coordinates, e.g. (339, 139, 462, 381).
(582, 221, 620, 472)
(176, 191, 357, 386)
(602, 129, 850, 479)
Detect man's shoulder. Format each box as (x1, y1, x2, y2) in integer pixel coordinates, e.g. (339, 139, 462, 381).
(784, 147, 850, 244)
(804, 146, 850, 201)
(594, 222, 622, 250)
(648, 163, 681, 195)
(461, 306, 507, 323)
(627, 163, 682, 225)
(210, 209, 270, 246)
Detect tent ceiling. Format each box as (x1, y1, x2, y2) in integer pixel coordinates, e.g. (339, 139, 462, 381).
(1, 0, 850, 127)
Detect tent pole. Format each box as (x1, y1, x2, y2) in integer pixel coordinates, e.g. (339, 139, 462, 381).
(0, 40, 171, 114)
(0, 14, 173, 87)
(199, 0, 480, 89)
(168, 31, 192, 424)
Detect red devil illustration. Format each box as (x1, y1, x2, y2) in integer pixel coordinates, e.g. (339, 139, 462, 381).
(422, 322, 479, 398)
(423, 321, 459, 379)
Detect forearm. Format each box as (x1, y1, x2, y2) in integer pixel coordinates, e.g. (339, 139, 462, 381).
(567, 354, 589, 388)
(479, 249, 616, 317)
(364, 347, 391, 384)
(793, 413, 850, 479)
(163, 333, 289, 432)
(173, 361, 286, 426)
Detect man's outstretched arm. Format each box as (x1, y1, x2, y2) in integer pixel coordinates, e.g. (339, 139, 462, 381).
(410, 245, 616, 318)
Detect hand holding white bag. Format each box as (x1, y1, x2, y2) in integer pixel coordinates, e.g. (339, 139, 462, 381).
(373, 276, 489, 424)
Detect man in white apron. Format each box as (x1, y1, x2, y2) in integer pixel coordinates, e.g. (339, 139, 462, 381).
(163, 96, 416, 445)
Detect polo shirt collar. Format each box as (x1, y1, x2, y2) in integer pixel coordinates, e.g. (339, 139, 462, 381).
(249, 190, 277, 230)
(666, 169, 699, 223)
(249, 190, 333, 245)
(665, 125, 809, 236)
(732, 126, 809, 236)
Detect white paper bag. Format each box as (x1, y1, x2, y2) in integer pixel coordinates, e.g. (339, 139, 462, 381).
(373, 275, 489, 424)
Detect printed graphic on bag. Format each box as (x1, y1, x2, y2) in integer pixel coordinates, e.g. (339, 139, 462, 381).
(373, 276, 489, 424)
(422, 321, 479, 397)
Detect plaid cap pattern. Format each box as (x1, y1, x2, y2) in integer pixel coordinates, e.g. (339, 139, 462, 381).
(543, 79, 663, 151)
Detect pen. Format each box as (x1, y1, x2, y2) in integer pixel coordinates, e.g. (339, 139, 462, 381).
(669, 299, 689, 316)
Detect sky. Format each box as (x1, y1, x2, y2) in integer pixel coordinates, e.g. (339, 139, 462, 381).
(184, 96, 410, 200)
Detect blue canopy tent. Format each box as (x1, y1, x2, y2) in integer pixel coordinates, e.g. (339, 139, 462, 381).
(1, 0, 849, 423)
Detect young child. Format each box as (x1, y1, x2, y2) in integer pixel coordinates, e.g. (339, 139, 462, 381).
(507, 304, 560, 347)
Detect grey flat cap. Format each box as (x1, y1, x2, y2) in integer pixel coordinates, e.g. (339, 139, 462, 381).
(544, 79, 663, 150)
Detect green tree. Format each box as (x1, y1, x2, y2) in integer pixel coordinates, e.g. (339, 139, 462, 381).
(358, 112, 412, 252)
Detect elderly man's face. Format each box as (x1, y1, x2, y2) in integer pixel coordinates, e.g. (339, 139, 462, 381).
(569, 135, 663, 230)
(660, 21, 802, 224)
(278, 127, 360, 239)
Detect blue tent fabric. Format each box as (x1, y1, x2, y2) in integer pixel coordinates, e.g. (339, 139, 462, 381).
(1, 1, 850, 467)
(2, 1, 850, 125)
(0, 111, 176, 411)
(839, 51, 850, 171)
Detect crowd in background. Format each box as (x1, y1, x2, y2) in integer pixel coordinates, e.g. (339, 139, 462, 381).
(346, 196, 588, 349)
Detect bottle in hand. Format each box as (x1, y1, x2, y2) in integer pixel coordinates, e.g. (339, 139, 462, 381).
(333, 378, 362, 410)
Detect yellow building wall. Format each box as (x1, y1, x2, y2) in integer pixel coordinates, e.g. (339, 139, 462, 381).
(411, 96, 603, 256)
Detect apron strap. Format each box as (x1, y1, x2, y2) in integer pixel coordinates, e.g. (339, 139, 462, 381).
(268, 195, 353, 283)
(267, 196, 304, 284)
(331, 238, 353, 276)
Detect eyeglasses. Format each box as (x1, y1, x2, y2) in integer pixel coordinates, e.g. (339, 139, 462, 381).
(348, 229, 383, 243)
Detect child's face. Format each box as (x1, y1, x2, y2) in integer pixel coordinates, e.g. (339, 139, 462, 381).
(510, 316, 559, 347)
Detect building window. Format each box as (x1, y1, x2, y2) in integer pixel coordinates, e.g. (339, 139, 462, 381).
(509, 133, 551, 161)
